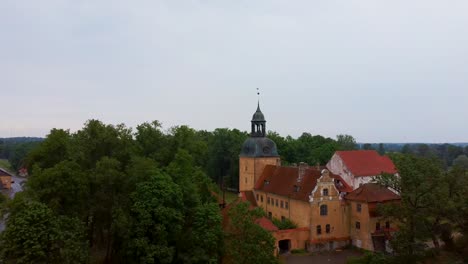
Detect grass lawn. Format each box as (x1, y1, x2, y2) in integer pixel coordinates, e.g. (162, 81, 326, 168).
(0, 159, 13, 172)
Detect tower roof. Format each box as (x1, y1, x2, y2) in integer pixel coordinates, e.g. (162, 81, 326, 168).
(251, 102, 265, 122)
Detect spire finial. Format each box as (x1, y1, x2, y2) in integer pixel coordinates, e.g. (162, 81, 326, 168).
(256, 88, 260, 110)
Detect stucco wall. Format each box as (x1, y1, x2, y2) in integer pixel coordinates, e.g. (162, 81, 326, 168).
(348, 201, 374, 251)
(309, 172, 349, 245)
(239, 157, 280, 192)
(0, 175, 11, 189)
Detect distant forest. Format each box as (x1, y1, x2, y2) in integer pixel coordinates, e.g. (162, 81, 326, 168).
(1, 134, 468, 180)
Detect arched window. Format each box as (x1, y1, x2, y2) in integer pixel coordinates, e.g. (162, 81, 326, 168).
(320, 205, 328, 216)
(323, 188, 329, 196)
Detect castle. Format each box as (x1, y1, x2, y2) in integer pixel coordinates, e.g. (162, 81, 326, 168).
(238, 102, 400, 254)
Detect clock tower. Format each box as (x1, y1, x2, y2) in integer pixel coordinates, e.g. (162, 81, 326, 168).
(239, 102, 281, 192)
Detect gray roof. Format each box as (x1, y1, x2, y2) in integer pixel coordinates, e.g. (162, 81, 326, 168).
(240, 137, 279, 157)
(251, 103, 265, 122)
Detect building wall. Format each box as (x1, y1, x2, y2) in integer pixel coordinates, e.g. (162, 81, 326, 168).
(254, 190, 311, 228)
(239, 157, 280, 192)
(273, 228, 310, 253)
(309, 171, 350, 249)
(327, 154, 354, 188)
(0, 175, 11, 189)
(348, 201, 374, 251)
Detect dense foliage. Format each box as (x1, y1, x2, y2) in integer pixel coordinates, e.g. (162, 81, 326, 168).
(365, 153, 468, 263)
(224, 202, 278, 264)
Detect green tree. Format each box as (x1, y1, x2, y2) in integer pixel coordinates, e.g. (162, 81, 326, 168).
(362, 143, 374, 150)
(181, 203, 223, 264)
(378, 143, 385, 155)
(26, 160, 89, 217)
(26, 129, 71, 172)
(376, 154, 446, 261)
(225, 202, 278, 264)
(125, 171, 184, 264)
(336, 134, 357, 150)
(0, 200, 88, 264)
(452, 155, 468, 170)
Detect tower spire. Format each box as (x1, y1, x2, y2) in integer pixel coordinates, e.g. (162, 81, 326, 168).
(251, 88, 266, 137)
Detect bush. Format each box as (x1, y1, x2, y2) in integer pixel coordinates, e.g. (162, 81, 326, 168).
(272, 217, 297, 230)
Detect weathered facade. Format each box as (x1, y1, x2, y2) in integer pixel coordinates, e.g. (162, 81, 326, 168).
(238, 103, 400, 254)
(0, 168, 12, 189)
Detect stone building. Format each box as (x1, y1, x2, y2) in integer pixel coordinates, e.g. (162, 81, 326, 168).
(238, 102, 400, 254)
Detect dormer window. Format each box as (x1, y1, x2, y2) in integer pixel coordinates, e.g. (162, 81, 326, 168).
(323, 188, 329, 196)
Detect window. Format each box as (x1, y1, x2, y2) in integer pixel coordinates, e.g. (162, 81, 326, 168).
(326, 224, 330, 233)
(285, 202, 289, 209)
(316, 225, 322, 235)
(268, 212, 272, 219)
(357, 203, 362, 213)
(281, 216, 286, 222)
(385, 221, 390, 229)
(376, 222, 381, 231)
(323, 188, 329, 196)
(294, 185, 300, 192)
(256, 194, 259, 201)
(320, 205, 328, 216)
(280, 201, 284, 208)
(356, 221, 360, 230)
(275, 199, 278, 207)
(260, 195, 263, 202)
(245, 166, 247, 171)
(267, 197, 270, 204)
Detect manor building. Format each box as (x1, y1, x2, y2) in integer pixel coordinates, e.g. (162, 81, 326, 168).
(238, 103, 399, 253)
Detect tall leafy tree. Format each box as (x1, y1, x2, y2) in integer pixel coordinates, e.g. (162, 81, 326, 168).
(336, 134, 357, 150)
(224, 202, 278, 264)
(125, 171, 184, 264)
(0, 200, 88, 264)
(376, 153, 446, 261)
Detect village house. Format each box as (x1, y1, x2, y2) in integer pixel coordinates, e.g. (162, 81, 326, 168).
(238, 102, 400, 254)
(0, 168, 12, 189)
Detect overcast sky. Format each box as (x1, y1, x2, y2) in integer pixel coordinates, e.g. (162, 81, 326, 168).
(1, 1, 467, 142)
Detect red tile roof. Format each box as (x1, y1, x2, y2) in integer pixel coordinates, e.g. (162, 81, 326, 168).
(345, 183, 400, 203)
(255, 217, 279, 231)
(255, 165, 339, 202)
(240, 191, 257, 208)
(336, 150, 397, 177)
(0, 168, 12, 177)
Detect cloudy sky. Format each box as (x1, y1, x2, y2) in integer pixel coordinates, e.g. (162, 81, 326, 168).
(1, 1, 467, 142)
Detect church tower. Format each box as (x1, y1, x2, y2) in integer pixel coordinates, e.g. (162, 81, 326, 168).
(239, 102, 281, 192)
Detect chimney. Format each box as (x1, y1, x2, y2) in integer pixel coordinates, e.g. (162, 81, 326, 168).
(297, 162, 309, 183)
